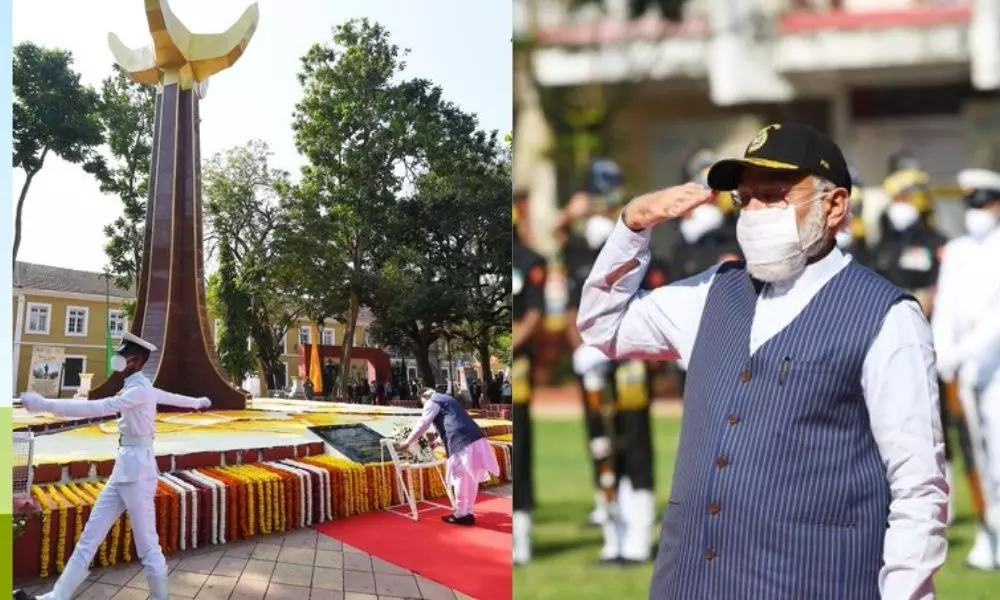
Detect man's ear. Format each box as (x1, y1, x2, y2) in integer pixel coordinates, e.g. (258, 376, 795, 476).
(827, 188, 850, 229)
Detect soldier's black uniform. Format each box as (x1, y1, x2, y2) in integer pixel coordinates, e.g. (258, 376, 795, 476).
(512, 232, 547, 519)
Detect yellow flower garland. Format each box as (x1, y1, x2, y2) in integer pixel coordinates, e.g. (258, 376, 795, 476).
(123, 518, 133, 563)
(82, 482, 110, 568)
(33, 487, 52, 578)
(49, 485, 69, 573)
(58, 484, 86, 547)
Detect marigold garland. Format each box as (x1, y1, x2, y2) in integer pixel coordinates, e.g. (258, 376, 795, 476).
(33, 487, 53, 578)
(26, 446, 513, 576)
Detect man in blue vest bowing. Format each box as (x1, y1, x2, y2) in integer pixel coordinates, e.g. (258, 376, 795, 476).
(577, 122, 948, 599)
(399, 388, 500, 525)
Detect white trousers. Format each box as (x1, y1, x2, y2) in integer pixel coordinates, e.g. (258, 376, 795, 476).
(66, 477, 167, 578)
(972, 383, 1000, 513)
(452, 471, 479, 517)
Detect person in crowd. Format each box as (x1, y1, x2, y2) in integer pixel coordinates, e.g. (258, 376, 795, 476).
(932, 168, 1000, 570)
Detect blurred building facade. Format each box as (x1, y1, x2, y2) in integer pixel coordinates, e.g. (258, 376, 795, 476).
(515, 0, 1000, 250)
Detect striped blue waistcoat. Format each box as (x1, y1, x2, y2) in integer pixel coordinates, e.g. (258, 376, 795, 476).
(649, 260, 909, 600)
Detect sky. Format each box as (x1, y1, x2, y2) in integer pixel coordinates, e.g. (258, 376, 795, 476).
(12, 0, 513, 272)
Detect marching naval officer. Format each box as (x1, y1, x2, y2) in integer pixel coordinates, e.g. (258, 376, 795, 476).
(577, 123, 947, 599)
(19, 332, 212, 600)
(932, 168, 1000, 570)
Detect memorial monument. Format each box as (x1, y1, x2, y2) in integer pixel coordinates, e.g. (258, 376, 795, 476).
(89, 0, 259, 410)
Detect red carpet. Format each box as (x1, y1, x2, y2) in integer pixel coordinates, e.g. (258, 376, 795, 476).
(315, 493, 511, 600)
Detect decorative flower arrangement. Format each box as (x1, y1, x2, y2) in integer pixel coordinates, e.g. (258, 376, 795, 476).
(27, 445, 514, 578)
(390, 423, 437, 464)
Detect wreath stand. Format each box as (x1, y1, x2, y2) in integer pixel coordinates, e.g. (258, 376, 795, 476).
(379, 438, 455, 521)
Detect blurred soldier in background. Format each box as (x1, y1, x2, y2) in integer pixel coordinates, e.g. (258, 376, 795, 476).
(932, 168, 1000, 570)
(871, 166, 955, 522)
(512, 191, 547, 566)
(557, 159, 659, 564)
(836, 164, 872, 266)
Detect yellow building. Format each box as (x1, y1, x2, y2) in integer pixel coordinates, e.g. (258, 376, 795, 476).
(13, 262, 378, 396)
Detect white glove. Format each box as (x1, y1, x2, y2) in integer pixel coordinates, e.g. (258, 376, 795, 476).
(198, 397, 212, 410)
(573, 345, 613, 377)
(20, 392, 49, 414)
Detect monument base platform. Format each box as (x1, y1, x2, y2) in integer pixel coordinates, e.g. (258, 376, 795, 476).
(12, 398, 513, 583)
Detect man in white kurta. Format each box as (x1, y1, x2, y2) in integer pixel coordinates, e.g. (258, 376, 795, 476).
(577, 123, 946, 599)
(20, 332, 211, 600)
(400, 389, 500, 525)
(932, 168, 1000, 569)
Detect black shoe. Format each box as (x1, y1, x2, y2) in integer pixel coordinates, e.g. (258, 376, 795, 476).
(617, 558, 648, 567)
(14, 590, 34, 600)
(442, 514, 475, 526)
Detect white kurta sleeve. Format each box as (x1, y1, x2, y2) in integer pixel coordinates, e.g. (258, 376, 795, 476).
(863, 300, 948, 600)
(403, 402, 441, 447)
(576, 217, 718, 366)
(156, 389, 206, 409)
(32, 385, 149, 418)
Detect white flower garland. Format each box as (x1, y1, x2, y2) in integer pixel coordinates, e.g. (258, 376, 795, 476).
(391, 423, 437, 464)
(158, 475, 187, 551)
(162, 473, 198, 549)
(187, 470, 225, 545)
(285, 459, 331, 522)
(268, 461, 310, 528)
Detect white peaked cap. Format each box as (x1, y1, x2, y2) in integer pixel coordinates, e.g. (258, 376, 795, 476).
(958, 168, 1000, 193)
(116, 331, 158, 353)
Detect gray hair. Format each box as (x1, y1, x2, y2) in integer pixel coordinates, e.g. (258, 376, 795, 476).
(812, 175, 836, 193)
(420, 388, 436, 400)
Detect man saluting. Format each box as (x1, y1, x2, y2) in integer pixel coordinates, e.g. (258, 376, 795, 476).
(577, 123, 947, 599)
(18, 332, 212, 600)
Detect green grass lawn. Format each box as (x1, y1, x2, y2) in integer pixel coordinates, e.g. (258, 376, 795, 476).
(513, 417, 1000, 599)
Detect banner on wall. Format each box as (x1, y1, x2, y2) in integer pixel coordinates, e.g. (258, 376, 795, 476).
(27, 346, 65, 398)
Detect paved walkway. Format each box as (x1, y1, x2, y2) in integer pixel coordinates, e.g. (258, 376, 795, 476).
(21, 485, 513, 600)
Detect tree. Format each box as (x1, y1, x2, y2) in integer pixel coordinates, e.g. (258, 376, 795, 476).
(96, 64, 156, 292)
(371, 105, 511, 385)
(207, 233, 255, 383)
(13, 42, 104, 269)
(287, 19, 443, 399)
(203, 140, 300, 393)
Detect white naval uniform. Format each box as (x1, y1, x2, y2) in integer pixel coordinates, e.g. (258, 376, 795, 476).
(576, 218, 948, 600)
(932, 225, 1000, 564)
(22, 372, 208, 600)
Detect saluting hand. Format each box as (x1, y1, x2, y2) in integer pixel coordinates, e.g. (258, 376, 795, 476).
(622, 183, 715, 231)
(197, 397, 212, 411)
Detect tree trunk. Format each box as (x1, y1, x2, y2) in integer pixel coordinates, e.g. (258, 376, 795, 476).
(255, 360, 269, 395)
(337, 289, 360, 401)
(414, 340, 436, 388)
(13, 153, 45, 271)
(477, 339, 493, 384)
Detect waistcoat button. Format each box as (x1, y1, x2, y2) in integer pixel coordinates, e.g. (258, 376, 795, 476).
(708, 503, 721, 515)
(715, 456, 729, 469)
(705, 549, 716, 562)
(740, 370, 751, 383)
(728, 413, 740, 426)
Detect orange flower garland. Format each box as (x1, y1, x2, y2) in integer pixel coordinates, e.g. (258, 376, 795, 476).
(48, 485, 70, 573)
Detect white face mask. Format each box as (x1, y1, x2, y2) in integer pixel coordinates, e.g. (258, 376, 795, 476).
(679, 204, 724, 244)
(110, 354, 128, 373)
(835, 229, 854, 249)
(885, 202, 920, 232)
(736, 196, 827, 282)
(965, 208, 999, 239)
(584, 215, 616, 250)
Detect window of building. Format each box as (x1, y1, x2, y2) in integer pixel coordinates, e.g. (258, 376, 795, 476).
(26, 303, 52, 335)
(62, 356, 86, 389)
(322, 328, 335, 346)
(299, 326, 311, 346)
(65, 307, 89, 337)
(109, 311, 127, 338)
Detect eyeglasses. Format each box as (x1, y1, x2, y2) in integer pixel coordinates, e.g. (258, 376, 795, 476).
(732, 184, 824, 210)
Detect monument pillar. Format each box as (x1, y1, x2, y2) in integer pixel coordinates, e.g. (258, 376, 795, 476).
(89, 0, 259, 410)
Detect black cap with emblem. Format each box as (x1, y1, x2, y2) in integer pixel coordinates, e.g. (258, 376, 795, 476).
(707, 123, 852, 192)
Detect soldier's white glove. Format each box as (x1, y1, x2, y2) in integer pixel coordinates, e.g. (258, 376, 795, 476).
(20, 392, 49, 413)
(197, 397, 212, 410)
(573, 345, 613, 377)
